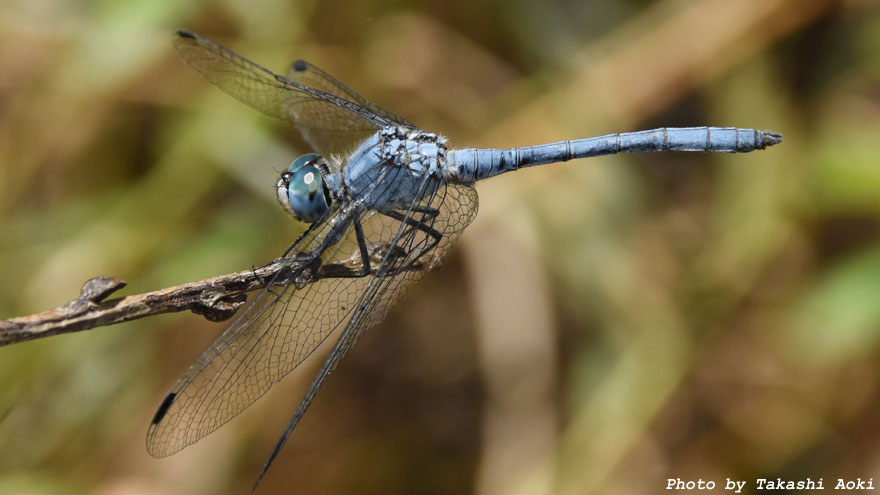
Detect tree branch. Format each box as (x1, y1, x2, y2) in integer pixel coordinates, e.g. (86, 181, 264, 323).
(0, 243, 442, 347)
(0, 262, 286, 346)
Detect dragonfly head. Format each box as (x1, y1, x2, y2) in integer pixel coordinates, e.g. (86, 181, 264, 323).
(277, 153, 331, 223)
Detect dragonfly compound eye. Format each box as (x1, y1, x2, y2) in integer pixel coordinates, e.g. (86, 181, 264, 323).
(286, 164, 329, 223)
(287, 152, 322, 173)
(276, 153, 331, 223)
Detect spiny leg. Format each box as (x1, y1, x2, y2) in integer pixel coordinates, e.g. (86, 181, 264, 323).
(379, 209, 443, 269)
(342, 216, 374, 278)
(382, 205, 439, 238)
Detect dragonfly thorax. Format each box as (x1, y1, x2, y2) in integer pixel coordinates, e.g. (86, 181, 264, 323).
(277, 153, 333, 223)
(342, 127, 447, 211)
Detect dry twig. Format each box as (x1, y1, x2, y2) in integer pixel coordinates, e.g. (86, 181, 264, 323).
(0, 243, 442, 347)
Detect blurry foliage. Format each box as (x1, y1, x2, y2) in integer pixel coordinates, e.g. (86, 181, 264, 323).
(1, 0, 880, 494)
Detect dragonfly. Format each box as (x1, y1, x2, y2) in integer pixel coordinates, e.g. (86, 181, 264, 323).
(149, 30, 782, 489)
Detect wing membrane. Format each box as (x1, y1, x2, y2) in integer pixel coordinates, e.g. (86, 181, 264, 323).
(252, 178, 479, 484)
(284, 59, 415, 129)
(173, 30, 413, 158)
(146, 212, 366, 456)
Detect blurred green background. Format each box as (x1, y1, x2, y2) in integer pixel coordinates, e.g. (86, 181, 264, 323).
(1, 0, 879, 493)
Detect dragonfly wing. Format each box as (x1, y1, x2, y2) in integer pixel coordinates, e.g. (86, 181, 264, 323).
(284, 59, 415, 128)
(281, 59, 419, 158)
(173, 30, 408, 158)
(146, 212, 374, 457)
(253, 178, 479, 484)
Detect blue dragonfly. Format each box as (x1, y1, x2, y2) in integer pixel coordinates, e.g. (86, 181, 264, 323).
(149, 30, 782, 488)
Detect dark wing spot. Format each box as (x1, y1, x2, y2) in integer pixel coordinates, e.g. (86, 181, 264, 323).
(292, 60, 307, 72)
(151, 392, 177, 425)
(176, 29, 196, 39)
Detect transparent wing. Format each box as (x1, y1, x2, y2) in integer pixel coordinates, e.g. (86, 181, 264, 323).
(146, 210, 366, 457)
(283, 60, 416, 157)
(322, 179, 480, 357)
(173, 30, 415, 158)
(253, 178, 479, 485)
(146, 168, 478, 458)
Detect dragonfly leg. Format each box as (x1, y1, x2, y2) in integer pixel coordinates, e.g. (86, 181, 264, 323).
(312, 216, 379, 280)
(251, 261, 297, 297)
(380, 209, 443, 269)
(351, 217, 373, 277)
(250, 264, 273, 293)
(404, 205, 440, 217)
